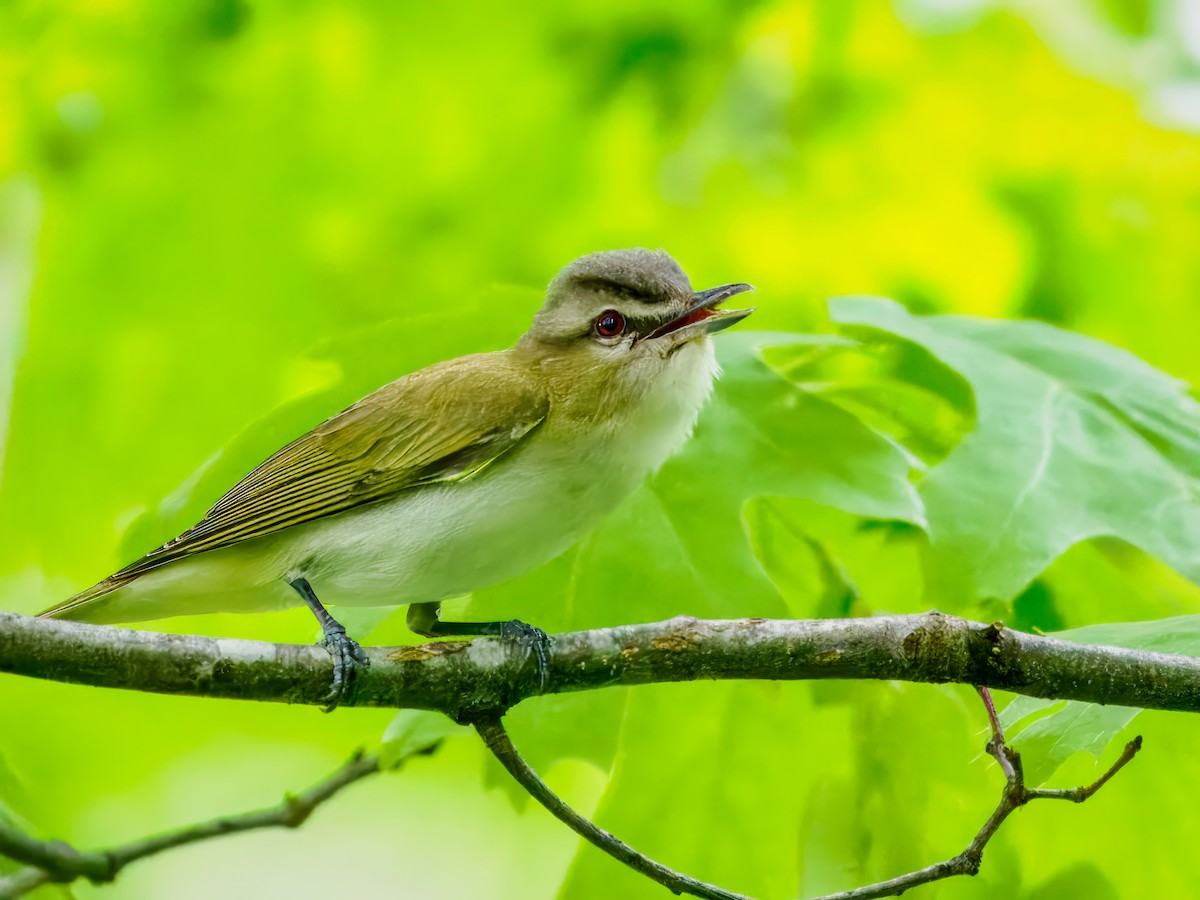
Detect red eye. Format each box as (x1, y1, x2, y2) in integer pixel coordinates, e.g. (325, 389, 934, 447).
(595, 310, 625, 337)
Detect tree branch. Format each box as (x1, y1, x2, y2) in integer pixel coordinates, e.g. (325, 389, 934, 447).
(0, 609, 1163, 900)
(471, 697, 1142, 900)
(803, 728, 1143, 898)
(473, 714, 753, 900)
(0, 749, 387, 899)
(2, 611, 1200, 718)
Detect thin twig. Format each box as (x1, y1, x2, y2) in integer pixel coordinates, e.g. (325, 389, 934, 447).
(975, 684, 1015, 780)
(471, 697, 1142, 900)
(0, 750, 384, 900)
(1026, 736, 1143, 803)
(472, 714, 754, 900)
(799, 728, 1144, 898)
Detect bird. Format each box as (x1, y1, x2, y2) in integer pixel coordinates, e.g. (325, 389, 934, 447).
(40, 249, 755, 708)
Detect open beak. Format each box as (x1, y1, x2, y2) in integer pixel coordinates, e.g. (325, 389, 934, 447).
(647, 283, 756, 341)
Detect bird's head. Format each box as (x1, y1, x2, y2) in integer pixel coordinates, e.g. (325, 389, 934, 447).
(520, 249, 754, 390)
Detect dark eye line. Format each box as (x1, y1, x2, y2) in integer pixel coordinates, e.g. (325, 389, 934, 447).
(572, 275, 664, 303)
(591, 313, 671, 344)
(586, 305, 685, 341)
(571, 274, 683, 313)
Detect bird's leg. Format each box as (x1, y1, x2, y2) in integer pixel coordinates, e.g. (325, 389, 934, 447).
(289, 577, 370, 712)
(406, 601, 550, 692)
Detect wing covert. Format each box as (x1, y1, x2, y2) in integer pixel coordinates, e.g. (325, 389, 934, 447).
(112, 352, 548, 581)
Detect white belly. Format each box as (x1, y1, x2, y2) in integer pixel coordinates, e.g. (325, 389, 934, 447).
(290, 434, 635, 606)
(106, 339, 717, 621)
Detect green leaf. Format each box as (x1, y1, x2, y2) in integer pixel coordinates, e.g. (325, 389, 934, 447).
(1002, 615, 1200, 784)
(832, 297, 1200, 605)
(380, 710, 463, 770)
(782, 337, 975, 468)
(1007, 701, 1140, 788)
(1027, 862, 1121, 900)
(557, 682, 817, 900)
(461, 332, 924, 779)
(747, 498, 929, 623)
(471, 330, 924, 630)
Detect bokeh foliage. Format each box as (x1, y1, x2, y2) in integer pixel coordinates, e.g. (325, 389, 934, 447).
(3, 1, 1200, 898)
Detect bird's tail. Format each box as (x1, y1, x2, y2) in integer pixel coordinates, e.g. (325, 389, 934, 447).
(38, 572, 138, 623)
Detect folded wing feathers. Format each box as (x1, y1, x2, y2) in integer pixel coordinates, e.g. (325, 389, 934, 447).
(40, 353, 550, 617)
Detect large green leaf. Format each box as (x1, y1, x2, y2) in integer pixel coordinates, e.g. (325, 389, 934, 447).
(469, 330, 924, 631)
(1001, 615, 1200, 784)
(456, 331, 926, 792)
(557, 682, 816, 900)
(832, 297, 1200, 605)
(380, 710, 463, 769)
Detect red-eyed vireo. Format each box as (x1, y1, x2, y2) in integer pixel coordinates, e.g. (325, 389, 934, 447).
(41, 249, 754, 707)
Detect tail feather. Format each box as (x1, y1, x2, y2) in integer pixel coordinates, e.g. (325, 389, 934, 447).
(39, 551, 297, 624)
(38, 573, 138, 621)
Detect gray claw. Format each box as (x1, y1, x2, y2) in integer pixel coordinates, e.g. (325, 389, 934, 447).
(500, 620, 551, 693)
(320, 627, 369, 713)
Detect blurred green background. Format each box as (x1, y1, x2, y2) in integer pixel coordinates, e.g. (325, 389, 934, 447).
(3, 1, 1200, 898)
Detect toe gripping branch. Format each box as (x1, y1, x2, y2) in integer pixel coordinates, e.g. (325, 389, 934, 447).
(407, 601, 551, 692)
(289, 577, 370, 711)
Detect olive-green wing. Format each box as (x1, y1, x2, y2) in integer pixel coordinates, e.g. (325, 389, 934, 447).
(43, 353, 548, 615)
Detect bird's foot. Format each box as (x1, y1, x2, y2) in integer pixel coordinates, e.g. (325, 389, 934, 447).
(499, 619, 551, 693)
(319, 623, 370, 713)
(404, 602, 551, 694)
